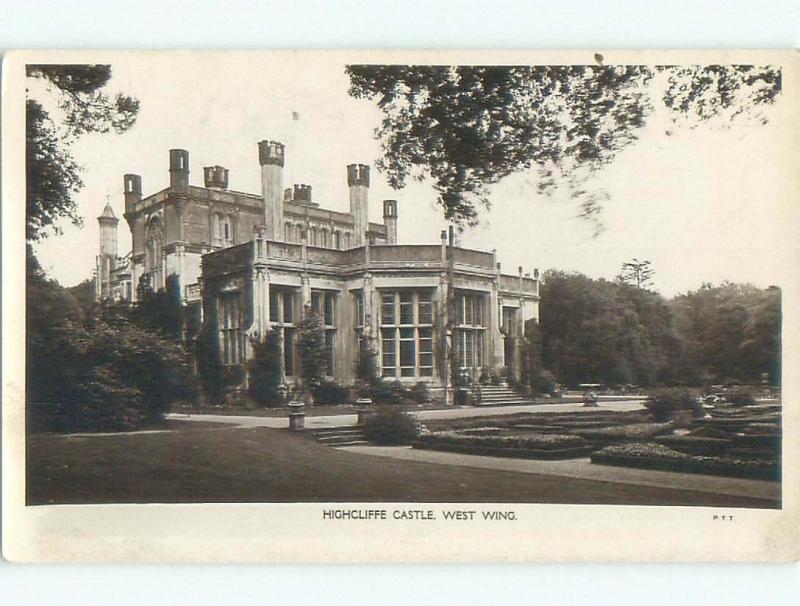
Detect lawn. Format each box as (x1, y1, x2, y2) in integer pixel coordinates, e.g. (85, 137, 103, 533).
(26, 422, 777, 508)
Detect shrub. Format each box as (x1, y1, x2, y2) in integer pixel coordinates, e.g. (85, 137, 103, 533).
(28, 319, 195, 432)
(408, 381, 430, 404)
(297, 307, 327, 389)
(363, 406, 420, 445)
(644, 388, 702, 422)
(363, 379, 407, 404)
(312, 380, 350, 405)
(725, 388, 757, 407)
(248, 330, 284, 407)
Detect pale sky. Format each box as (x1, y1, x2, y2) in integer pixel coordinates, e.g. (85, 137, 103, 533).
(32, 54, 794, 297)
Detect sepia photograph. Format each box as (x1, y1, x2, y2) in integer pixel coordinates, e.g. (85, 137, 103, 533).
(2, 49, 798, 562)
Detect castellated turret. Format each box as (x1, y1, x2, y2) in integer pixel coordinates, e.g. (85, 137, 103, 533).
(347, 164, 370, 246)
(258, 140, 285, 241)
(383, 199, 398, 245)
(123, 173, 142, 215)
(203, 165, 229, 190)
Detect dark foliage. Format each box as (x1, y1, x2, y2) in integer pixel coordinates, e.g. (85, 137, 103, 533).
(312, 380, 350, 405)
(297, 307, 327, 389)
(362, 380, 407, 405)
(247, 330, 284, 407)
(644, 388, 703, 422)
(408, 381, 430, 404)
(347, 64, 780, 230)
(363, 406, 420, 445)
(26, 64, 139, 241)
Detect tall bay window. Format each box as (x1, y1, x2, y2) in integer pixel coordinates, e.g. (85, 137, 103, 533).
(219, 292, 242, 366)
(311, 290, 338, 375)
(379, 290, 434, 379)
(456, 292, 486, 370)
(269, 287, 296, 375)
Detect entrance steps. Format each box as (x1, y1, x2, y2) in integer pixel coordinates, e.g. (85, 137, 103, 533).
(474, 384, 532, 407)
(310, 426, 369, 447)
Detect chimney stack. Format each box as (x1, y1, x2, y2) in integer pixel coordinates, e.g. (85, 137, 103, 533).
(383, 199, 398, 245)
(347, 164, 370, 246)
(258, 140, 285, 241)
(169, 149, 189, 193)
(293, 184, 312, 203)
(123, 174, 142, 214)
(203, 165, 229, 190)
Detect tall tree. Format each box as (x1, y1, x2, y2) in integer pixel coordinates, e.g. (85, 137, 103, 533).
(346, 64, 780, 230)
(617, 258, 655, 289)
(26, 64, 140, 242)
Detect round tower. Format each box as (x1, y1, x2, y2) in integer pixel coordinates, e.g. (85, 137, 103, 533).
(97, 201, 119, 300)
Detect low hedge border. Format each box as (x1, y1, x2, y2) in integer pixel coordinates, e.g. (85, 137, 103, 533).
(414, 441, 594, 460)
(591, 442, 778, 481)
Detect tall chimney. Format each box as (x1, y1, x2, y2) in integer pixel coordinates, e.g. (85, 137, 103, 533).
(383, 199, 398, 245)
(347, 164, 370, 246)
(258, 140, 285, 241)
(169, 149, 189, 193)
(123, 174, 142, 215)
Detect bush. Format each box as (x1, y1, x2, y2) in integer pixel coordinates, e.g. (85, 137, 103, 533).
(725, 388, 757, 407)
(248, 330, 284, 407)
(362, 379, 407, 404)
(28, 319, 195, 432)
(644, 388, 703, 422)
(409, 381, 430, 404)
(312, 380, 350, 405)
(363, 406, 420, 445)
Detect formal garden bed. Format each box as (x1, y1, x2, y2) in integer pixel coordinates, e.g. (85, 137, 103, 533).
(414, 430, 593, 460)
(590, 442, 779, 481)
(411, 390, 781, 480)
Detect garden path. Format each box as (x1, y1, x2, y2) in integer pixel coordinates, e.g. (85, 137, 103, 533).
(338, 445, 780, 503)
(167, 399, 646, 430)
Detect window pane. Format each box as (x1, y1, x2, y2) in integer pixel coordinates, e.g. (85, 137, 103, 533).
(420, 367, 433, 377)
(400, 367, 415, 377)
(269, 290, 280, 322)
(325, 293, 335, 326)
(381, 294, 395, 324)
(311, 292, 322, 316)
(283, 292, 293, 323)
(419, 353, 433, 367)
(399, 340, 415, 367)
(325, 330, 335, 375)
(418, 327, 432, 340)
(419, 338, 432, 355)
(399, 292, 414, 324)
(400, 327, 415, 340)
(465, 297, 473, 325)
(418, 297, 432, 324)
(475, 297, 484, 326)
(382, 367, 396, 378)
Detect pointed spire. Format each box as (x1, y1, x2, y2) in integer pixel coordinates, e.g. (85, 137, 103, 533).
(98, 195, 118, 223)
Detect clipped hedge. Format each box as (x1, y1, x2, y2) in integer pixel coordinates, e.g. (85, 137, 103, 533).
(415, 430, 592, 460)
(591, 442, 778, 481)
(572, 422, 673, 443)
(655, 434, 732, 455)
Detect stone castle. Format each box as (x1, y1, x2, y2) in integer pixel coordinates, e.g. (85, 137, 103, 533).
(96, 140, 539, 388)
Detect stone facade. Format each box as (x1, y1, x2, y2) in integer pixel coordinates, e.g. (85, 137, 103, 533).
(99, 138, 540, 390)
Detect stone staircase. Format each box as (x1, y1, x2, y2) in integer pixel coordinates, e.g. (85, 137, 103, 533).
(310, 426, 369, 447)
(474, 383, 532, 407)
